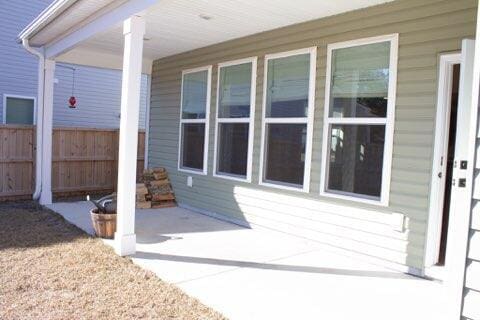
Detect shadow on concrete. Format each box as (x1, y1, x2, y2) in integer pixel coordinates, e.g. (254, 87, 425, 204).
(133, 251, 416, 280)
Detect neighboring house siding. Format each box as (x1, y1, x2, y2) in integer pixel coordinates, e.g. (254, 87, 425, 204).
(462, 103, 480, 319)
(0, 0, 50, 121)
(0, 0, 148, 128)
(149, 0, 477, 272)
(53, 64, 148, 129)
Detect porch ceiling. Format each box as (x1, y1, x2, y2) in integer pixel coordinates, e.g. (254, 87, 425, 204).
(77, 0, 394, 60)
(23, 0, 394, 67)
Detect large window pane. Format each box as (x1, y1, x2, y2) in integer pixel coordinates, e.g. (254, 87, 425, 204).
(182, 71, 208, 119)
(265, 124, 306, 186)
(217, 123, 249, 176)
(330, 42, 390, 118)
(266, 54, 310, 118)
(6, 97, 34, 125)
(218, 63, 252, 118)
(181, 123, 205, 170)
(327, 125, 385, 198)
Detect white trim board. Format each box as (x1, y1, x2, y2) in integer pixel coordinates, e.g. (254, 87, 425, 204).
(177, 65, 212, 175)
(258, 46, 317, 193)
(2, 94, 37, 125)
(213, 57, 257, 183)
(319, 33, 399, 206)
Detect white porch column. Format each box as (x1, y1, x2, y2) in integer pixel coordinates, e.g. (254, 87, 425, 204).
(39, 59, 56, 205)
(114, 14, 145, 256)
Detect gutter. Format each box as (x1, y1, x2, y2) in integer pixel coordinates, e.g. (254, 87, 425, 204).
(22, 39, 44, 200)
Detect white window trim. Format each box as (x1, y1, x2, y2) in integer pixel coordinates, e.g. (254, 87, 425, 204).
(213, 57, 257, 183)
(320, 34, 399, 206)
(177, 65, 212, 175)
(2, 94, 37, 125)
(259, 47, 317, 192)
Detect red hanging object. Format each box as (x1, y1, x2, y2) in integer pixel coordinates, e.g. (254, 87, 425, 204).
(68, 67, 77, 108)
(69, 96, 77, 108)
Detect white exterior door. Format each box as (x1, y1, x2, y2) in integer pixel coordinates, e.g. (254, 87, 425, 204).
(445, 38, 476, 318)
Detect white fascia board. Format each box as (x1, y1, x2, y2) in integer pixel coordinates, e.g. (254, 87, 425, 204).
(17, 0, 76, 42)
(45, 0, 157, 59)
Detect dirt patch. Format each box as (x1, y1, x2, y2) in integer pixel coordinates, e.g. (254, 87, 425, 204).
(0, 202, 226, 320)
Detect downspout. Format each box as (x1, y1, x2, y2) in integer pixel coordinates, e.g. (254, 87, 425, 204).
(22, 39, 44, 200)
(144, 74, 151, 169)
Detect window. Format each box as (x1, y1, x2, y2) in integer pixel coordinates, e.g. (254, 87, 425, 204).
(3, 95, 35, 125)
(260, 48, 317, 191)
(178, 66, 212, 174)
(214, 57, 257, 181)
(320, 34, 398, 205)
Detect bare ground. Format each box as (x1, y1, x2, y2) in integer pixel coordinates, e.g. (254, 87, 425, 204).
(0, 202, 226, 320)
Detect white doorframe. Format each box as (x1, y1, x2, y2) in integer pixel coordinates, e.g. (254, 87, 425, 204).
(425, 53, 461, 277)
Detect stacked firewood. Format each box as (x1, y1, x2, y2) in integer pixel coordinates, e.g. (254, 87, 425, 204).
(136, 167, 176, 209)
(135, 183, 151, 209)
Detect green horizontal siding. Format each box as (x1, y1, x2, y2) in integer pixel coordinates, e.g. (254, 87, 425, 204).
(149, 0, 477, 271)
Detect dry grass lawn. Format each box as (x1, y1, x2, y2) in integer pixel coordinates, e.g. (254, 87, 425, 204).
(0, 202, 226, 320)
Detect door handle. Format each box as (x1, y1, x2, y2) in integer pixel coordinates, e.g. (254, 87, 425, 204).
(438, 172, 442, 178)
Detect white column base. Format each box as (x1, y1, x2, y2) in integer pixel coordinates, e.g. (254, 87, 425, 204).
(114, 233, 136, 256)
(39, 191, 52, 205)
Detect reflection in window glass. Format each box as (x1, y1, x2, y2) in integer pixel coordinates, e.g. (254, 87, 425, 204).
(217, 123, 249, 176)
(266, 54, 310, 118)
(182, 71, 208, 119)
(218, 63, 252, 118)
(265, 124, 306, 186)
(330, 42, 390, 118)
(181, 123, 205, 170)
(323, 39, 394, 202)
(327, 125, 385, 198)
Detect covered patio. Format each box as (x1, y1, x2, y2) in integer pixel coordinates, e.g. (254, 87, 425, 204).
(48, 201, 446, 320)
(18, 0, 480, 319)
(18, 0, 408, 257)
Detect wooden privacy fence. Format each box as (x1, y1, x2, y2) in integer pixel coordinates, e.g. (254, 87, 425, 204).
(0, 125, 145, 201)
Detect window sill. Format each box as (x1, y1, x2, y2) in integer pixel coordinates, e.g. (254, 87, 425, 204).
(319, 189, 388, 207)
(259, 180, 308, 193)
(213, 172, 250, 183)
(178, 167, 207, 175)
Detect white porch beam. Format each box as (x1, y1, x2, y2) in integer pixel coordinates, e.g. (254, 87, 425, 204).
(44, 0, 156, 59)
(39, 59, 56, 205)
(56, 48, 153, 75)
(114, 14, 145, 256)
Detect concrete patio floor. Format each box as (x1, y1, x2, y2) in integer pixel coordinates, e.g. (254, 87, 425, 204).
(48, 201, 447, 320)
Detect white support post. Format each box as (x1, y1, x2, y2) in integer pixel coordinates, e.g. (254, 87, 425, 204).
(114, 14, 145, 256)
(39, 59, 55, 205)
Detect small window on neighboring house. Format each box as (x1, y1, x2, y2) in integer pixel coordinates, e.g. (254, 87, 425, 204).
(321, 34, 398, 205)
(260, 48, 317, 192)
(214, 58, 257, 182)
(3, 96, 35, 125)
(178, 66, 211, 174)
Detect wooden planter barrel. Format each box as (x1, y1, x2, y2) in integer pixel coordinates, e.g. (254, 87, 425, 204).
(90, 209, 116, 239)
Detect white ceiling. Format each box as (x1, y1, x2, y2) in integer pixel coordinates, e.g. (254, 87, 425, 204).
(61, 0, 393, 62)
